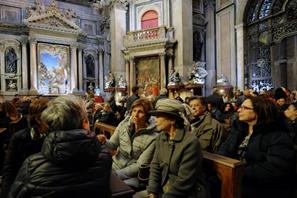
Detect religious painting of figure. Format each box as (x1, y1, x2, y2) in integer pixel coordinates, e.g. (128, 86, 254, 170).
(135, 56, 160, 96)
(5, 48, 17, 73)
(37, 43, 70, 94)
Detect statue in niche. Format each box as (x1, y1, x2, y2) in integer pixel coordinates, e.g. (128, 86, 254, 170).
(118, 75, 127, 88)
(104, 71, 115, 88)
(188, 62, 208, 84)
(7, 80, 17, 91)
(86, 55, 95, 78)
(168, 68, 182, 86)
(88, 82, 95, 93)
(5, 48, 17, 73)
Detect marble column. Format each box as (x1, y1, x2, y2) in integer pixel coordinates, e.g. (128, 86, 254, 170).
(124, 56, 130, 94)
(159, 52, 166, 89)
(70, 45, 78, 92)
(110, 1, 127, 76)
(21, 40, 28, 91)
(29, 39, 38, 93)
(167, 48, 174, 86)
(0, 43, 5, 92)
(129, 57, 135, 95)
(235, 23, 244, 90)
(78, 46, 83, 92)
(205, 1, 216, 95)
(98, 48, 104, 93)
(171, 0, 193, 76)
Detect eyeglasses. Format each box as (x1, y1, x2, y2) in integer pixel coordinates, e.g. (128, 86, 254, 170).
(239, 105, 254, 111)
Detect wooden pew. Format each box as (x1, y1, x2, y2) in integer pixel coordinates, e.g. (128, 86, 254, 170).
(95, 123, 244, 198)
(202, 151, 244, 198)
(95, 122, 116, 138)
(0, 128, 7, 134)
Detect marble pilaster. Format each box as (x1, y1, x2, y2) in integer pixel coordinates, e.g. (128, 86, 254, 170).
(21, 40, 28, 91)
(110, 2, 127, 76)
(129, 57, 135, 95)
(235, 23, 244, 90)
(124, 55, 130, 94)
(98, 48, 104, 93)
(78, 46, 83, 91)
(159, 52, 166, 89)
(70, 45, 78, 92)
(29, 39, 38, 93)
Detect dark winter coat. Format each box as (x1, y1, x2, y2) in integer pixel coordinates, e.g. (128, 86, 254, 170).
(8, 129, 112, 198)
(147, 129, 206, 198)
(218, 120, 295, 198)
(1, 127, 45, 198)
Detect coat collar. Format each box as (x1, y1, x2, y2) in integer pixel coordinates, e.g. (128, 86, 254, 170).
(160, 128, 185, 143)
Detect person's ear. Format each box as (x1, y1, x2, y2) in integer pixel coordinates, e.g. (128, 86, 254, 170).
(82, 118, 90, 130)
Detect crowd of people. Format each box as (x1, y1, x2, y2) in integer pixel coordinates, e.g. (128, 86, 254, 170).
(0, 85, 296, 198)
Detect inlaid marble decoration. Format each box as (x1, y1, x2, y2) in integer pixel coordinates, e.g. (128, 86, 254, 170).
(37, 43, 70, 95)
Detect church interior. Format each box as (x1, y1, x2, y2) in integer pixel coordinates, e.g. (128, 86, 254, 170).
(0, 0, 296, 100)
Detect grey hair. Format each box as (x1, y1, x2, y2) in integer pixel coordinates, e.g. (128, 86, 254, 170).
(41, 95, 88, 131)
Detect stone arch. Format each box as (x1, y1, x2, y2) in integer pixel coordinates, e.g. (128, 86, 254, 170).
(236, 1, 249, 25)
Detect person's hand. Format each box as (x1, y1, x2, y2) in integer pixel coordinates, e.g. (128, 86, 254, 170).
(147, 193, 156, 198)
(97, 134, 107, 144)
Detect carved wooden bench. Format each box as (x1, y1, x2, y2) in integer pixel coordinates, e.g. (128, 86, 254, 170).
(202, 151, 244, 198)
(95, 121, 116, 139)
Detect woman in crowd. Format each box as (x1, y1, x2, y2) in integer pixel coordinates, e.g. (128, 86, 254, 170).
(218, 96, 295, 198)
(147, 99, 208, 198)
(8, 95, 112, 198)
(0, 101, 27, 174)
(284, 102, 297, 145)
(1, 98, 49, 198)
(98, 98, 158, 188)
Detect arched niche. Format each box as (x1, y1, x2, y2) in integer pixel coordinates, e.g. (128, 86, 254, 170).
(0, 39, 21, 93)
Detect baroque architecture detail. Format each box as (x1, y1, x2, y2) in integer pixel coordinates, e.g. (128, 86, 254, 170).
(24, 0, 81, 34)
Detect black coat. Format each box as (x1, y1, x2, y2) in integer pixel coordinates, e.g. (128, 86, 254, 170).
(1, 127, 45, 198)
(218, 120, 295, 198)
(8, 129, 112, 198)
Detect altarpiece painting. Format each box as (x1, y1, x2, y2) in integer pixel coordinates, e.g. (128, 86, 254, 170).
(37, 43, 70, 94)
(135, 56, 160, 96)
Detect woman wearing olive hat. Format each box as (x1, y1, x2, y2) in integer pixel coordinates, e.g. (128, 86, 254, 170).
(147, 98, 209, 198)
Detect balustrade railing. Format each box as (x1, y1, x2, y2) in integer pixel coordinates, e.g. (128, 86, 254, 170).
(124, 26, 174, 47)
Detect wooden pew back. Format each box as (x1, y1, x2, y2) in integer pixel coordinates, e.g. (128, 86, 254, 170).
(94, 122, 244, 198)
(202, 151, 244, 198)
(95, 122, 116, 138)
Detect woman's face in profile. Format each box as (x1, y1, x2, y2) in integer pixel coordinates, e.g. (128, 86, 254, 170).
(131, 105, 146, 125)
(238, 99, 257, 123)
(155, 115, 172, 132)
